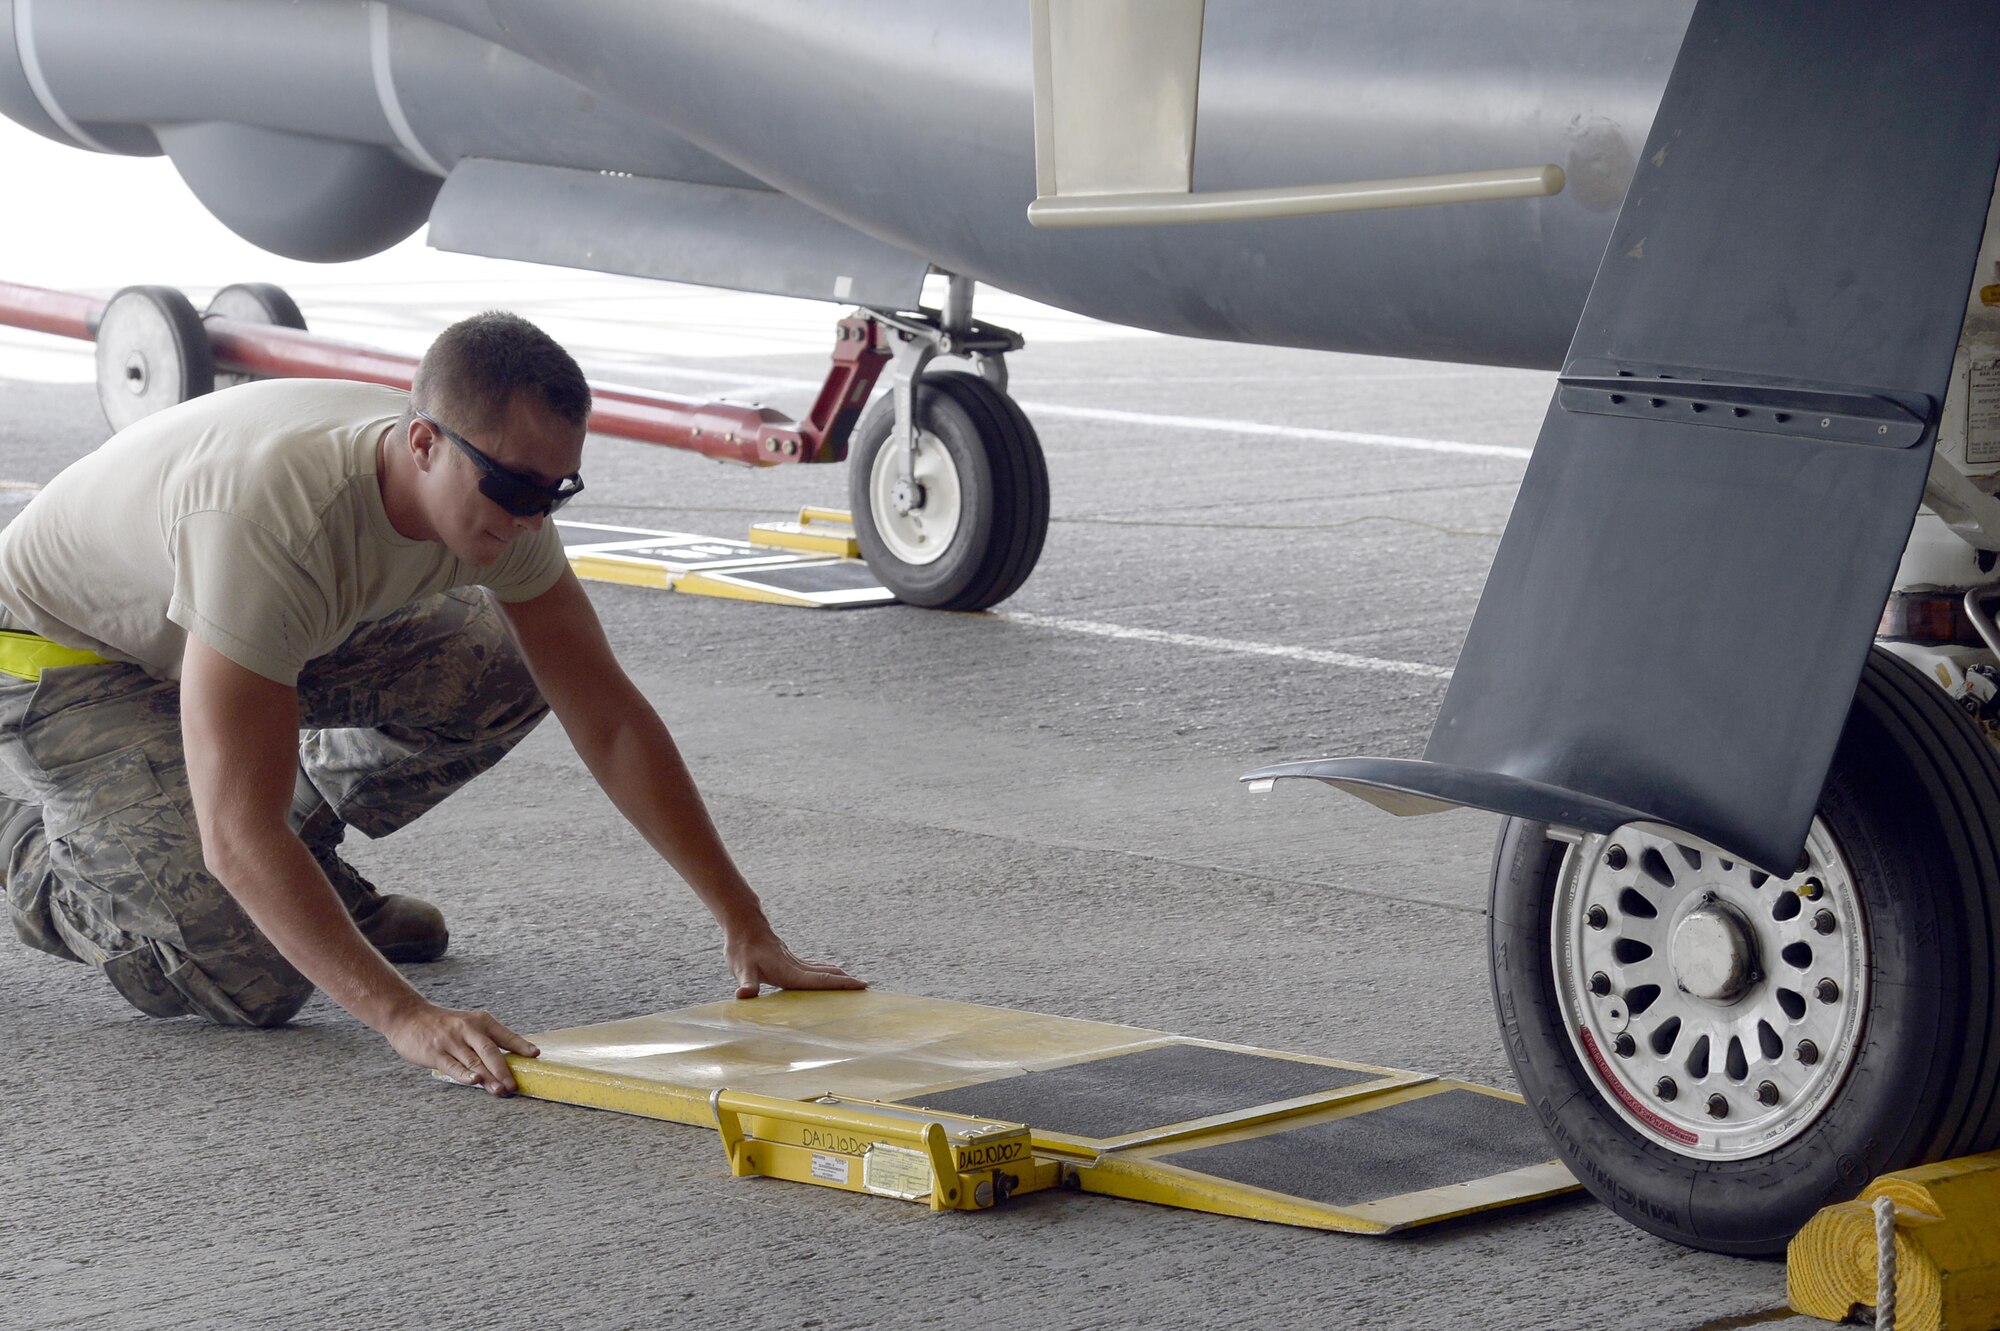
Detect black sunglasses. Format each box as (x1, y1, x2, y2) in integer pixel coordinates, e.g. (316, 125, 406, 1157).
(414, 411, 584, 517)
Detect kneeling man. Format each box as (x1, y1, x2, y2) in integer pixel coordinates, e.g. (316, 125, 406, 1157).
(0, 311, 861, 1093)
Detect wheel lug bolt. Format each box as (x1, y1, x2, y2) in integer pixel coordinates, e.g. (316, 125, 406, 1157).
(1589, 972, 1612, 996)
(1812, 909, 1836, 935)
(1816, 978, 1840, 1004)
(1801, 877, 1824, 901)
(1613, 1033, 1636, 1058)
(1655, 1077, 1678, 1101)
(1757, 1081, 1780, 1106)
(1606, 845, 1628, 871)
(1706, 1094, 1729, 1119)
(1797, 1040, 1820, 1066)
(1586, 905, 1608, 930)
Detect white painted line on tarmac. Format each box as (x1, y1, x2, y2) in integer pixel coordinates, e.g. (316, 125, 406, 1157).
(996, 612, 1454, 680)
(1011, 403, 1534, 459)
(627, 363, 1531, 461)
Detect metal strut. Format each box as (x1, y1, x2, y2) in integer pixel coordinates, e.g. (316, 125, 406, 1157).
(872, 273, 1024, 515)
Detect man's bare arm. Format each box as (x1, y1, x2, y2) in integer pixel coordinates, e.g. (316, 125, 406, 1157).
(179, 633, 539, 1091)
(500, 568, 863, 998)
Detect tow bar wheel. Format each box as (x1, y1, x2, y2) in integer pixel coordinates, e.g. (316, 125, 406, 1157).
(94, 285, 214, 433)
(204, 282, 306, 390)
(1492, 646, 2000, 1255)
(848, 371, 1049, 611)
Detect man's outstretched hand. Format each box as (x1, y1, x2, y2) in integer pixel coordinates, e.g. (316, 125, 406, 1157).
(383, 999, 541, 1096)
(726, 927, 867, 1000)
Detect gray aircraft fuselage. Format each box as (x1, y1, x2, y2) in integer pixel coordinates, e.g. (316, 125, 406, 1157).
(1, 0, 1694, 368)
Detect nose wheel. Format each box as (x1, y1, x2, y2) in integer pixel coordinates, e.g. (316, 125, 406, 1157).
(848, 370, 1048, 610)
(870, 433, 956, 565)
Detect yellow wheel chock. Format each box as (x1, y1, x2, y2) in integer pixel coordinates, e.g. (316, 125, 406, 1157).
(1789, 1150, 2000, 1331)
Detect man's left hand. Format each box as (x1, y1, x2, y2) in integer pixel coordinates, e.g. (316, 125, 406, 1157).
(726, 927, 867, 999)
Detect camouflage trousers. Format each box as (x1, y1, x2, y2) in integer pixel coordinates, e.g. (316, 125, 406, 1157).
(0, 587, 547, 1026)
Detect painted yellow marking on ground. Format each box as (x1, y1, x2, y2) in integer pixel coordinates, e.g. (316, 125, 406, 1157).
(502, 990, 1577, 1233)
(1789, 1149, 2000, 1331)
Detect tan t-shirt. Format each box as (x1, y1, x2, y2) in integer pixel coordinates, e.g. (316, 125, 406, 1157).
(0, 378, 569, 685)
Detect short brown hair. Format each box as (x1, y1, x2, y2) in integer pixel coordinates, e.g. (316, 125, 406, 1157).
(410, 311, 590, 434)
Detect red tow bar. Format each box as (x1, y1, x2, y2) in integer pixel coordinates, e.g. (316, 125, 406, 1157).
(0, 281, 892, 467)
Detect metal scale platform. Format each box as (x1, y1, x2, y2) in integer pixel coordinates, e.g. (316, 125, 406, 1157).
(502, 990, 1579, 1234)
(558, 508, 896, 609)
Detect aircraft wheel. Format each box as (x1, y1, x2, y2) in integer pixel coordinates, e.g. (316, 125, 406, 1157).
(848, 370, 1048, 611)
(1491, 645, 2000, 1254)
(94, 286, 215, 433)
(204, 282, 306, 389)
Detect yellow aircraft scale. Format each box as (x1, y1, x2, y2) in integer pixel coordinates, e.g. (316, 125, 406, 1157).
(502, 989, 1580, 1234)
(558, 509, 891, 608)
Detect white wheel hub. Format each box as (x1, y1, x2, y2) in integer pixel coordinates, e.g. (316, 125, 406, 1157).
(1671, 903, 1755, 1001)
(868, 429, 962, 566)
(1552, 821, 1870, 1160)
(96, 294, 190, 432)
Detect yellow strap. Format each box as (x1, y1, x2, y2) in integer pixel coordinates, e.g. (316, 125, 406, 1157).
(0, 630, 109, 681)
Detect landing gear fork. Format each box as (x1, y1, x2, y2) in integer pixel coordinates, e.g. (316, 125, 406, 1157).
(877, 272, 1023, 510)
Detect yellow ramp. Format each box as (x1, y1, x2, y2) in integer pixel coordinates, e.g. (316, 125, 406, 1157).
(504, 991, 1577, 1235)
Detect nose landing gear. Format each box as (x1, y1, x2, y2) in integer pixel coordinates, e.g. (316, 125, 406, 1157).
(41, 270, 1054, 610)
(846, 276, 1049, 611)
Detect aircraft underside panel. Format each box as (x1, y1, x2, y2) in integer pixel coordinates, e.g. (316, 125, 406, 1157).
(430, 161, 931, 310)
(1254, 0, 2000, 873)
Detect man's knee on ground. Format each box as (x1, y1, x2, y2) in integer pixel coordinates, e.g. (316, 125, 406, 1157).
(214, 973, 315, 1029)
(104, 945, 314, 1028)
(192, 965, 315, 1029)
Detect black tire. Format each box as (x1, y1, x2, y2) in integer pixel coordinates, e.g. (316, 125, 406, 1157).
(93, 285, 216, 433)
(847, 371, 1049, 611)
(1491, 645, 2000, 1254)
(204, 282, 306, 390)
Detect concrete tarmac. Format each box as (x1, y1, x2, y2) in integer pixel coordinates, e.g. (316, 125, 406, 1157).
(0, 317, 1827, 1330)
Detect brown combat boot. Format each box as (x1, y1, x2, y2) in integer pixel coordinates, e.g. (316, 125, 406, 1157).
(314, 846, 450, 964)
(291, 770, 449, 963)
